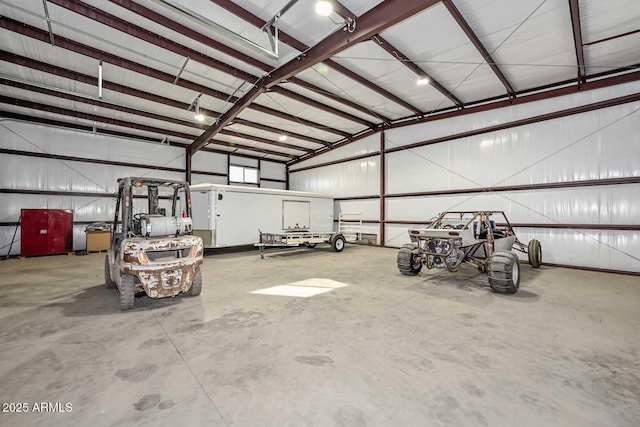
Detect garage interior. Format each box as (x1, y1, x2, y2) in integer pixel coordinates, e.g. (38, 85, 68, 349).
(1, 0, 639, 426)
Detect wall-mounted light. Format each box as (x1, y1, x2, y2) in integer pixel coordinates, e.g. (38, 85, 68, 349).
(315, 1, 356, 32)
(416, 78, 430, 86)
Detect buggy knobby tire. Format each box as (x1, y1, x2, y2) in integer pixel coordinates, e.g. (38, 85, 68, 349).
(189, 266, 203, 296)
(488, 251, 520, 294)
(331, 235, 345, 252)
(397, 244, 423, 276)
(528, 239, 542, 268)
(105, 255, 116, 289)
(119, 273, 135, 310)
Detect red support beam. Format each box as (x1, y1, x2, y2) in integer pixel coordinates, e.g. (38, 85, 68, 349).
(442, 0, 515, 97)
(568, 0, 586, 85)
(208, 0, 397, 123)
(107, 0, 384, 125)
(191, 0, 439, 154)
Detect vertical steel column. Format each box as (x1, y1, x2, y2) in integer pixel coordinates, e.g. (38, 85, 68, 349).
(380, 130, 386, 246)
(285, 164, 290, 190)
(185, 147, 192, 183)
(258, 158, 262, 187)
(226, 153, 231, 185)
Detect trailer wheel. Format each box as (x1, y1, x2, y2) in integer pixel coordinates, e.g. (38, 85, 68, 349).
(488, 251, 520, 294)
(105, 255, 116, 289)
(397, 244, 423, 276)
(331, 235, 345, 252)
(120, 273, 135, 310)
(528, 239, 542, 268)
(189, 267, 202, 296)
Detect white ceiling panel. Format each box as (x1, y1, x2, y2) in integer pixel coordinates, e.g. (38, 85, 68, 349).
(282, 81, 381, 123)
(580, 0, 640, 44)
(295, 63, 414, 120)
(253, 92, 366, 134)
(454, 0, 577, 91)
(0, 85, 202, 137)
(333, 41, 456, 113)
(136, 0, 299, 68)
(0, 0, 50, 32)
(233, 0, 338, 48)
(381, 4, 506, 103)
(584, 33, 640, 76)
(0, 30, 102, 78)
(213, 133, 302, 157)
(226, 123, 323, 151)
(236, 107, 342, 143)
(81, 0, 281, 76)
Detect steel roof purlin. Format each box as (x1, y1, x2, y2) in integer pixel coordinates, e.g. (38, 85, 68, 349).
(442, 0, 515, 98)
(568, 0, 586, 85)
(189, 0, 440, 154)
(370, 34, 463, 108)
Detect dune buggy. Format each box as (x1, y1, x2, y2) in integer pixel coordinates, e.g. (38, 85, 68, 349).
(397, 211, 542, 294)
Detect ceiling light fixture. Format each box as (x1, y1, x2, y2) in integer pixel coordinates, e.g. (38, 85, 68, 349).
(315, 1, 356, 32)
(315, 1, 333, 17)
(416, 78, 430, 86)
(188, 94, 205, 122)
(279, 134, 287, 141)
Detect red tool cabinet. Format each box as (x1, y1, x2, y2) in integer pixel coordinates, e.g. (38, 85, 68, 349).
(21, 209, 74, 257)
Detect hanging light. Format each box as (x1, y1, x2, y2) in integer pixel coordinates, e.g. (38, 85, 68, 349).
(191, 95, 205, 122)
(416, 78, 430, 86)
(279, 134, 287, 141)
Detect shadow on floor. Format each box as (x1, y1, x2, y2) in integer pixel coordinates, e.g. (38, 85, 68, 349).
(41, 284, 187, 317)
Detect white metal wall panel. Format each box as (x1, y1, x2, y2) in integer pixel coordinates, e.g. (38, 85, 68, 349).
(0, 120, 186, 169)
(0, 121, 190, 254)
(289, 158, 380, 198)
(386, 101, 640, 193)
(190, 174, 227, 185)
(191, 150, 228, 174)
(260, 181, 286, 190)
(385, 81, 640, 149)
(260, 161, 286, 180)
(334, 199, 380, 222)
(290, 133, 379, 170)
(385, 185, 640, 226)
(230, 155, 258, 168)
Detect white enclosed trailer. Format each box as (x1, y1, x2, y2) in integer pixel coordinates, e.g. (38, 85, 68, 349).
(189, 183, 334, 248)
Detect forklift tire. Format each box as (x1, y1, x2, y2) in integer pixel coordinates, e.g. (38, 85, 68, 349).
(120, 273, 135, 310)
(331, 235, 346, 252)
(528, 239, 542, 268)
(397, 244, 422, 276)
(488, 251, 520, 294)
(105, 255, 116, 289)
(189, 267, 203, 296)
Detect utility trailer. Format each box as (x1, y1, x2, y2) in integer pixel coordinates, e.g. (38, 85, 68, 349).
(255, 214, 361, 258)
(189, 184, 334, 248)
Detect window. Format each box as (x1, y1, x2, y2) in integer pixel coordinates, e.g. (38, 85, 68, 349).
(229, 165, 259, 184)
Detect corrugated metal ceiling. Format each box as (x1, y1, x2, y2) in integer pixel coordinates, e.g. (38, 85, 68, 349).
(1, 0, 639, 163)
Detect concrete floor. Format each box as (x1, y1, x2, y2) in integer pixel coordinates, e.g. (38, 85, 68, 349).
(0, 245, 639, 427)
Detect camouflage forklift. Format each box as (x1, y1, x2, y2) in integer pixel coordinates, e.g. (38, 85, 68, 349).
(105, 177, 204, 310)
